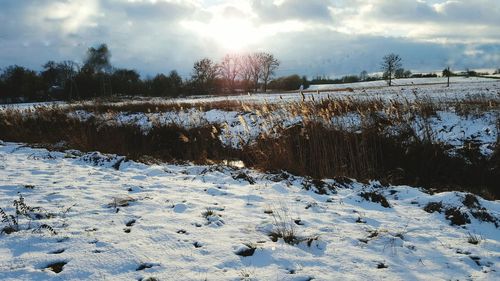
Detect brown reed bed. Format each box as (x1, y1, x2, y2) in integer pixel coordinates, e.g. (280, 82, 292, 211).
(1, 96, 498, 199)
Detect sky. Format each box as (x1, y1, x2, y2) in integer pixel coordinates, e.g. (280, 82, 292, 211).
(0, 0, 499, 78)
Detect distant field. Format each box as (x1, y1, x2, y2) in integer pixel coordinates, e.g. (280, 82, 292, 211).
(2, 76, 499, 109)
(307, 76, 498, 90)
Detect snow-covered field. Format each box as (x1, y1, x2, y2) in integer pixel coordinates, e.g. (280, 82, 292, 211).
(2, 78, 497, 154)
(175, 77, 500, 104)
(307, 76, 497, 90)
(1, 77, 499, 109)
(0, 142, 499, 280)
(0, 78, 499, 280)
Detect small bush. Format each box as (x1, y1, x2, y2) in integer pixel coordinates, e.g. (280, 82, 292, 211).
(0, 194, 56, 235)
(202, 208, 217, 219)
(444, 207, 470, 226)
(269, 205, 299, 244)
(360, 191, 391, 208)
(470, 210, 498, 227)
(463, 194, 480, 209)
(467, 232, 482, 245)
(302, 178, 335, 195)
(424, 201, 443, 213)
(202, 208, 224, 226)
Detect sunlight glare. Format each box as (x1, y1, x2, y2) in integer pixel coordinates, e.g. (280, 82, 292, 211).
(183, 17, 262, 52)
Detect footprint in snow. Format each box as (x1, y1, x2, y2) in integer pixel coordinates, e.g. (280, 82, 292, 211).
(206, 216, 225, 227)
(173, 203, 187, 213)
(49, 249, 65, 254)
(206, 187, 228, 196)
(125, 219, 136, 227)
(136, 262, 159, 271)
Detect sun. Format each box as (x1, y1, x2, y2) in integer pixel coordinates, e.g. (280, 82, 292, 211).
(209, 18, 259, 51)
(182, 18, 263, 52)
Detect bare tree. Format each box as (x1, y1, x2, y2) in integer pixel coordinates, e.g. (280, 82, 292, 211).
(248, 53, 265, 93)
(191, 58, 218, 94)
(239, 54, 254, 92)
(219, 54, 240, 94)
(260, 52, 280, 92)
(381, 53, 402, 86)
(359, 70, 368, 81)
(395, 68, 405, 79)
(443, 67, 452, 87)
(57, 60, 80, 100)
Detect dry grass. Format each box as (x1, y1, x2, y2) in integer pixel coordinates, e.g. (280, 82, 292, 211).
(67, 99, 247, 114)
(268, 204, 299, 244)
(43, 92, 500, 120)
(1, 94, 498, 199)
(0, 107, 238, 164)
(244, 120, 499, 199)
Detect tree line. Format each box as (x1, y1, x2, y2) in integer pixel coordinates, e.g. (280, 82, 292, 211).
(190, 52, 279, 95)
(1, 45, 498, 103)
(0, 44, 282, 103)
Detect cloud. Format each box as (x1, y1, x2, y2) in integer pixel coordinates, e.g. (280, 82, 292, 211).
(0, 0, 212, 76)
(0, 0, 499, 78)
(353, 0, 500, 25)
(109, 0, 197, 22)
(251, 0, 333, 23)
(364, 0, 439, 22)
(334, 0, 500, 44)
(262, 28, 465, 76)
(434, 0, 500, 25)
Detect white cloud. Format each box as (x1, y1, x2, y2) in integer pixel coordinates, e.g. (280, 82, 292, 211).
(0, 0, 499, 77)
(251, 0, 333, 23)
(337, 0, 500, 43)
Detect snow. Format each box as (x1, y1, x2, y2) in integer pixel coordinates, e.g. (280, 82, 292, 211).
(2, 79, 498, 154)
(4, 77, 498, 110)
(0, 101, 64, 110)
(171, 77, 500, 104)
(0, 142, 499, 280)
(64, 105, 499, 156)
(307, 76, 497, 91)
(415, 111, 498, 156)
